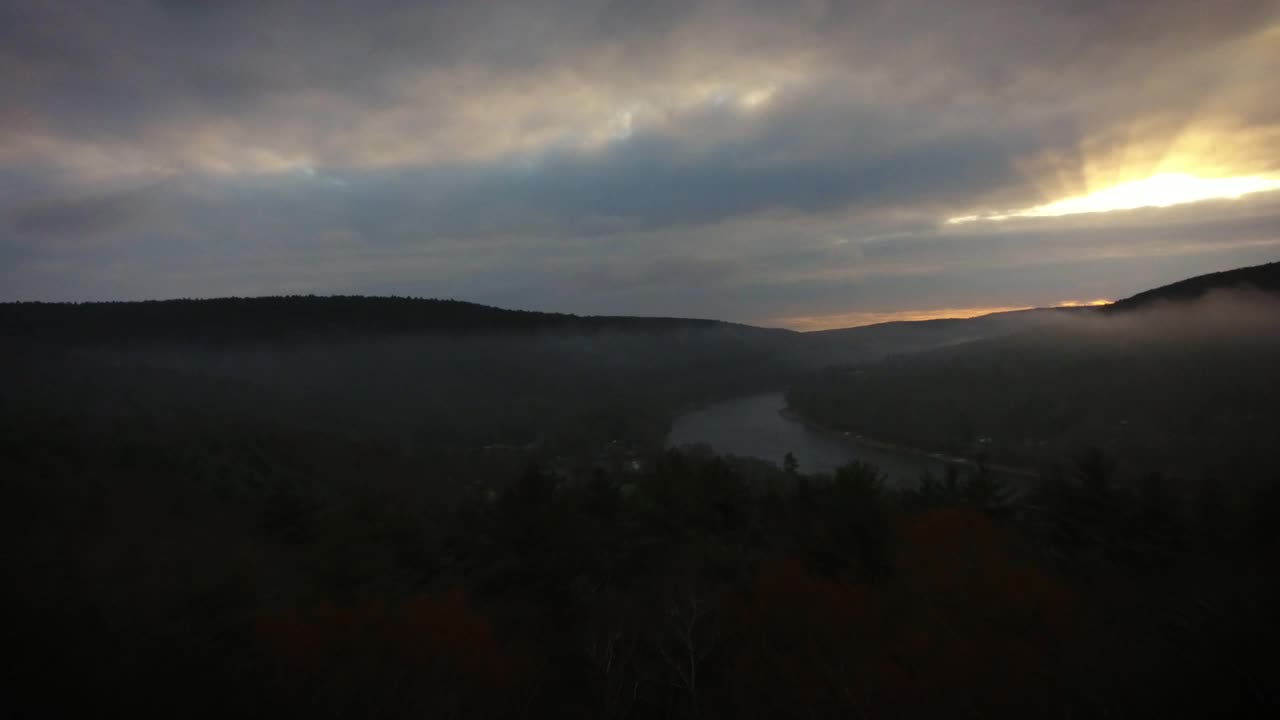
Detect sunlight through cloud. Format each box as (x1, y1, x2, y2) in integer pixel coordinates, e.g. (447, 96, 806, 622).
(949, 173, 1280, 224)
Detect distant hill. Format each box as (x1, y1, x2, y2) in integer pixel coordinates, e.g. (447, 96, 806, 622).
(6, 260, 1279, 459)
(0, 295, 772, 344)
(1107, 260, 1280, 312)
(787, 260, 1280, 481)
(8, 258, 1277, 356)
(795, 307, 1091, 366)
(0, 294, 1090, 367)
(797, 258, 1280, 360)
(0, 296, 799, 453)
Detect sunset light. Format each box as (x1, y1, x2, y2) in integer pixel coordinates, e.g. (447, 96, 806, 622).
(949, 173, 1280, 224)
(8, 3, 1280, 715)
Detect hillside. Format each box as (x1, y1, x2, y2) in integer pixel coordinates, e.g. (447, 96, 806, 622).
(12, 258, 1279, 462)
(1, 292, 1109, 373)
(787, 267, 1280, 481)
(1, 297, 807, 454)
(796, 306, 1090, 364)
(1107, 260, 1280, 312)
(7, 269, 1280, 719)
(0, 295, 761, 344)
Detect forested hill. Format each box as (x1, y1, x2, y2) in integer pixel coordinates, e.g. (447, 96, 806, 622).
(1107, 260, 1280, 312)
(787, 274, 1280, 482)
(795, 306, 1089, 364)
(0, 296, 800, 452)
(0, 296, 776, 344)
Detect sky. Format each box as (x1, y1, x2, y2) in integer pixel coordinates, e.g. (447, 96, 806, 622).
(2, 0, 1279, 329)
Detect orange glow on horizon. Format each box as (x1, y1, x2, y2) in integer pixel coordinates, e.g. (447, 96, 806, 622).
(1053, 298, 1112, 308)
(771, 305, 1035, 331)
(771, 298, 1113, 331)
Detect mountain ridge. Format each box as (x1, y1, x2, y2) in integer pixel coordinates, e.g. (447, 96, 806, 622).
(1107, 260, 1280, 312)
(5, 259, 1278, 346)
(0, 294, 780, 344)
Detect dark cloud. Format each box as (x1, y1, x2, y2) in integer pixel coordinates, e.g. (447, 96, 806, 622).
(0, 0, 1277, 321)
(3, 1, 1272, 170)
(8, 188, 151, 238)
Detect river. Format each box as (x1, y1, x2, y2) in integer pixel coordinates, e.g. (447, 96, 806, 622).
(666, 391, 950, 485)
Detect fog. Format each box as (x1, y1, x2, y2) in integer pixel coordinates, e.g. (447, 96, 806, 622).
(6, 276, 1280, 718)
(788, 288, 1280, 484)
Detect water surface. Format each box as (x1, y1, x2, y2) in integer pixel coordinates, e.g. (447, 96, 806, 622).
(667, 391, 948, 484)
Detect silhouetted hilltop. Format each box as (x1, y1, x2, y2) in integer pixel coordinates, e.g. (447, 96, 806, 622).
(788, 268, 1280, 481)
(795, 306, 1091, 365)
(1107, 260, 1280, 312)
(8, 265, 1280, 720)
(0, 295, 765, 344)
(0, 295, 802, 453)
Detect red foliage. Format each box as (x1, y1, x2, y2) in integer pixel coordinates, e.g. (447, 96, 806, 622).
(891, 509, 1097, 717)
(724, 557, 896, 718)
(723, 510, 1100, 719)
(254, 591, 529, 717)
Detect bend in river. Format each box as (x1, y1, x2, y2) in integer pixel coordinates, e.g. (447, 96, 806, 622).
(666, 391, 950, 484)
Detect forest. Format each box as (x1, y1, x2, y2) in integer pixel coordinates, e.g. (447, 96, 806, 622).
(786, 288, 1280, 483)
(5, 0, 1279, 715)
(5, 399, 1274, 712)
(4, 262, 1280, 718)
(1, 313, 793, 453)
(7, 404, 1277, 718)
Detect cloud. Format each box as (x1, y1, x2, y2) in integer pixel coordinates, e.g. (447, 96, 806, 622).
(0, 0, 1278, 322)
(3, 1, 1274, 176)
(8, 188, 152, 238)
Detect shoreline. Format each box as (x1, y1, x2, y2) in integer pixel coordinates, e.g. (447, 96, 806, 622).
(777, 406, 1039, 479)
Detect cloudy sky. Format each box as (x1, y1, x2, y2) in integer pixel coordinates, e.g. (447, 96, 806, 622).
(2, 1, 1279, 328)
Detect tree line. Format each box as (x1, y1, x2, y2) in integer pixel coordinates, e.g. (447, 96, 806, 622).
(6, 404, 1277, 718)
